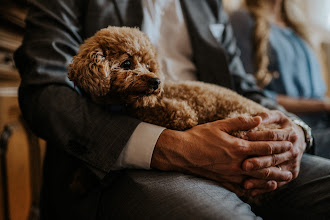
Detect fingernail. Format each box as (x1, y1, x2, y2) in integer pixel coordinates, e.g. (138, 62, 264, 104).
(268, 180, 277, 190)
(287, 172, 293, 181)
(245, 162, 254, 171)
(253, 116, 262, 123)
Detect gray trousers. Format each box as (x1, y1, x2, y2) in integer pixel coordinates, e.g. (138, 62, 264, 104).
(97, 154, 330, 219)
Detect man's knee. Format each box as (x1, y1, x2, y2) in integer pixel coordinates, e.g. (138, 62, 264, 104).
(98, 170, 261, 219)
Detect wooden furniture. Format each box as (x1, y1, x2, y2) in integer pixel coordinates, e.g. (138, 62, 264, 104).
(0, 88, 29, 220)
(0, 85, 45, 220)
(0, 1, 46, 219)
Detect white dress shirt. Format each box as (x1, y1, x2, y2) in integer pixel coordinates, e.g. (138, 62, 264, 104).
(112, 0, 197, 170)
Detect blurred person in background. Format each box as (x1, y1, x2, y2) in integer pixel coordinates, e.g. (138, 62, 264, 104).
(230, 0, 330, 158)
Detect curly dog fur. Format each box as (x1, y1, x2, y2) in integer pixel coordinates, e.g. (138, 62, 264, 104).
(68, 26, 278, 135)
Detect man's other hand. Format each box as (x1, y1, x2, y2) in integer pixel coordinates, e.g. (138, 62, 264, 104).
(151, 115, 293, 197)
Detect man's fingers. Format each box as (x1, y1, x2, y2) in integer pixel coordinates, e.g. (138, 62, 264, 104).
(243, 179, 277, 190)
(220, 116, 261, 133)
(277, 181, 289, 188)
(247, 167, 292, 181)
(242, 151, 293, 171)
(243, 179, 278, 197)
(242, 141, 292, 156)
(257, 111, 287, 125)
(245, 129, 298, 142)
(249, 180, 289, 197)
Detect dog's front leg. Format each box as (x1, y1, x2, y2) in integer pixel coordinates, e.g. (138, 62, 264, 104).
(134, 98, 198, 131)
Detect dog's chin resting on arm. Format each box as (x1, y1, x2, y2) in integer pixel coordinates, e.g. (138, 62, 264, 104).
(67, 26, 279, 137)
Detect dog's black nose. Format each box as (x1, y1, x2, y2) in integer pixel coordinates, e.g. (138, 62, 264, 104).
(149, 78, 161, 90)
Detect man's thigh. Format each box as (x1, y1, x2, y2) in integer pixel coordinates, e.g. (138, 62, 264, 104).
(98, 170, 261, 220)
(253, 154, 330, 219)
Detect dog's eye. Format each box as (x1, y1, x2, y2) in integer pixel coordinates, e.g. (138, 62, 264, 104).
(121, 60, 132, 70)
(146, 64, 149, 68)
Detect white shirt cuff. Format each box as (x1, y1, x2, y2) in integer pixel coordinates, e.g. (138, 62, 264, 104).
(112, 122, 166, 170)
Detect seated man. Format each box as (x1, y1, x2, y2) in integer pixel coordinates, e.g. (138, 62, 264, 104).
(14, 0, 330, 219)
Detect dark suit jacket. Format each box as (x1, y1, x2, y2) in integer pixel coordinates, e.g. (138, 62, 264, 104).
(14, 0, 281, 219)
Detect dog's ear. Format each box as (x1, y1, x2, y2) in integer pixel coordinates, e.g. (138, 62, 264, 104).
(68, 47, 111, 97)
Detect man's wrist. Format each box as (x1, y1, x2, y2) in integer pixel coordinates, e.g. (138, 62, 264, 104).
(151, 129, 185, 171)
(291, 118, 313, 152)
(151, 129, 173, 170)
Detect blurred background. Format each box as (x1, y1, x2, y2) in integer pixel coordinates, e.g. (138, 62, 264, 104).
(0, 1, 46, 220)
(0, 0, 329, 220)
(224, 0, 330, 96)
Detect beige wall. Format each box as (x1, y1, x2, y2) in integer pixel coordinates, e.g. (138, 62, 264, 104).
(302, 0, 330, 95)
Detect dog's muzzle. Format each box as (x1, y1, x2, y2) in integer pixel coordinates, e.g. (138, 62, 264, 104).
(149, 78, 161, 90)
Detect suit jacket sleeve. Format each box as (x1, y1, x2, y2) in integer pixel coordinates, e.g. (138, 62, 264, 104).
(14, 0, 141, 179)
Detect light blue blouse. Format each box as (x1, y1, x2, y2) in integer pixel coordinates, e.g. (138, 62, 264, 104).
(265, 24, 326, 99)
(230, 10, 326, 100)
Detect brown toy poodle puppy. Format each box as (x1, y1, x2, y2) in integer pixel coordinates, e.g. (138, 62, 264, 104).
(68, 26, 278, 135)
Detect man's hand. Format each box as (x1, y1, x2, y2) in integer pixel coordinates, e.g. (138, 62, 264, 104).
(151, 116, 293, 197)
(242, 110, 306, 196)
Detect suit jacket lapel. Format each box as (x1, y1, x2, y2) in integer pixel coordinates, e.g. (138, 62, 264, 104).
(180, 0, 234, 89)
(180, 0, 219, 47)
(113, 0, 143, 28)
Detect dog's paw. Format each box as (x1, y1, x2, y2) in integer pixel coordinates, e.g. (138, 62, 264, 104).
(231, 123, 281, 139)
